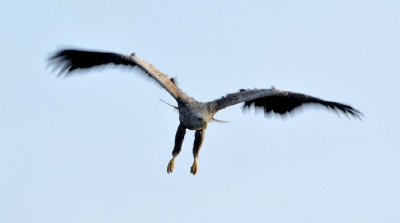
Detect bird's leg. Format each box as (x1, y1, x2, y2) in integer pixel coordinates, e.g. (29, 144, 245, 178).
(167, 124, 186, 174)
(167, 154, 177, 174)
(191, 129, 205, 175)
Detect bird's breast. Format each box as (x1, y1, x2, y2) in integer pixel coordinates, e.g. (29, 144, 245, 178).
(178, 103, 210, 130)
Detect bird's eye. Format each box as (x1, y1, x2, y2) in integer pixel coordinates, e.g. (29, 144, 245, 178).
(198, 118, 202, 121)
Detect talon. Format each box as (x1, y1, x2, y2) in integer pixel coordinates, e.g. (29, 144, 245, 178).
(167, 158, 175, 174)
(190, 159, 198, 175)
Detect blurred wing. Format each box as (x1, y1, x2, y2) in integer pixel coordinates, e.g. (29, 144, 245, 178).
(48, 50, 130, 72)
(47, 49, 191, 102)
(211, 88, 362, 120)
(243, 90, 363, 120)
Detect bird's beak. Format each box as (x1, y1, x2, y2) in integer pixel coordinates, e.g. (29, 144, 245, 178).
(202, 121, 208, 129)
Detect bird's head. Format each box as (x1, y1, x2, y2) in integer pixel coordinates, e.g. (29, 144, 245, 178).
(193, 116, 208, 129)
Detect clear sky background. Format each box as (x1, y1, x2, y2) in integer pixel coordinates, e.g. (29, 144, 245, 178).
(1, 1, 399, 222)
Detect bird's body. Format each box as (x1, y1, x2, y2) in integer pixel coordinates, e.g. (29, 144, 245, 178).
(47, 48, 362, 175)
(178, 101, 213, 130)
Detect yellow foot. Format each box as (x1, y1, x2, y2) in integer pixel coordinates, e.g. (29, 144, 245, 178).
(190, 159, 198, 175)
(167, 158, 175, 174)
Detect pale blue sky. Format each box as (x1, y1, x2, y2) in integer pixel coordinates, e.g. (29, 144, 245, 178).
(1, 1, 399, 222)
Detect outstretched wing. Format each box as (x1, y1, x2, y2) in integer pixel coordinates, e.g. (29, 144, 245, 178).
(209, 88, 362, 120)
(47, 49, 191, 103)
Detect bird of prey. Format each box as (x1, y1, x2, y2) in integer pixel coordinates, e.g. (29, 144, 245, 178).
(47, 48, 362, 175)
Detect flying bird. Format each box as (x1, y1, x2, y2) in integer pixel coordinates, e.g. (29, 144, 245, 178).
(47, 48, 362, 175)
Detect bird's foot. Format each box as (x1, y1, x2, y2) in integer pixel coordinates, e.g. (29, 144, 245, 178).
(190, 159, 198, 175)
(167, 157, 175, 174)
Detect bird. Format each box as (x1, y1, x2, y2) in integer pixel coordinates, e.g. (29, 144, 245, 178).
(47, 48, 363, 175)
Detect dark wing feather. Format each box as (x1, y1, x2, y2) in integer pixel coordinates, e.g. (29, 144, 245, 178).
(243, 91, 363, 120)
(48, 49, 135, 74)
